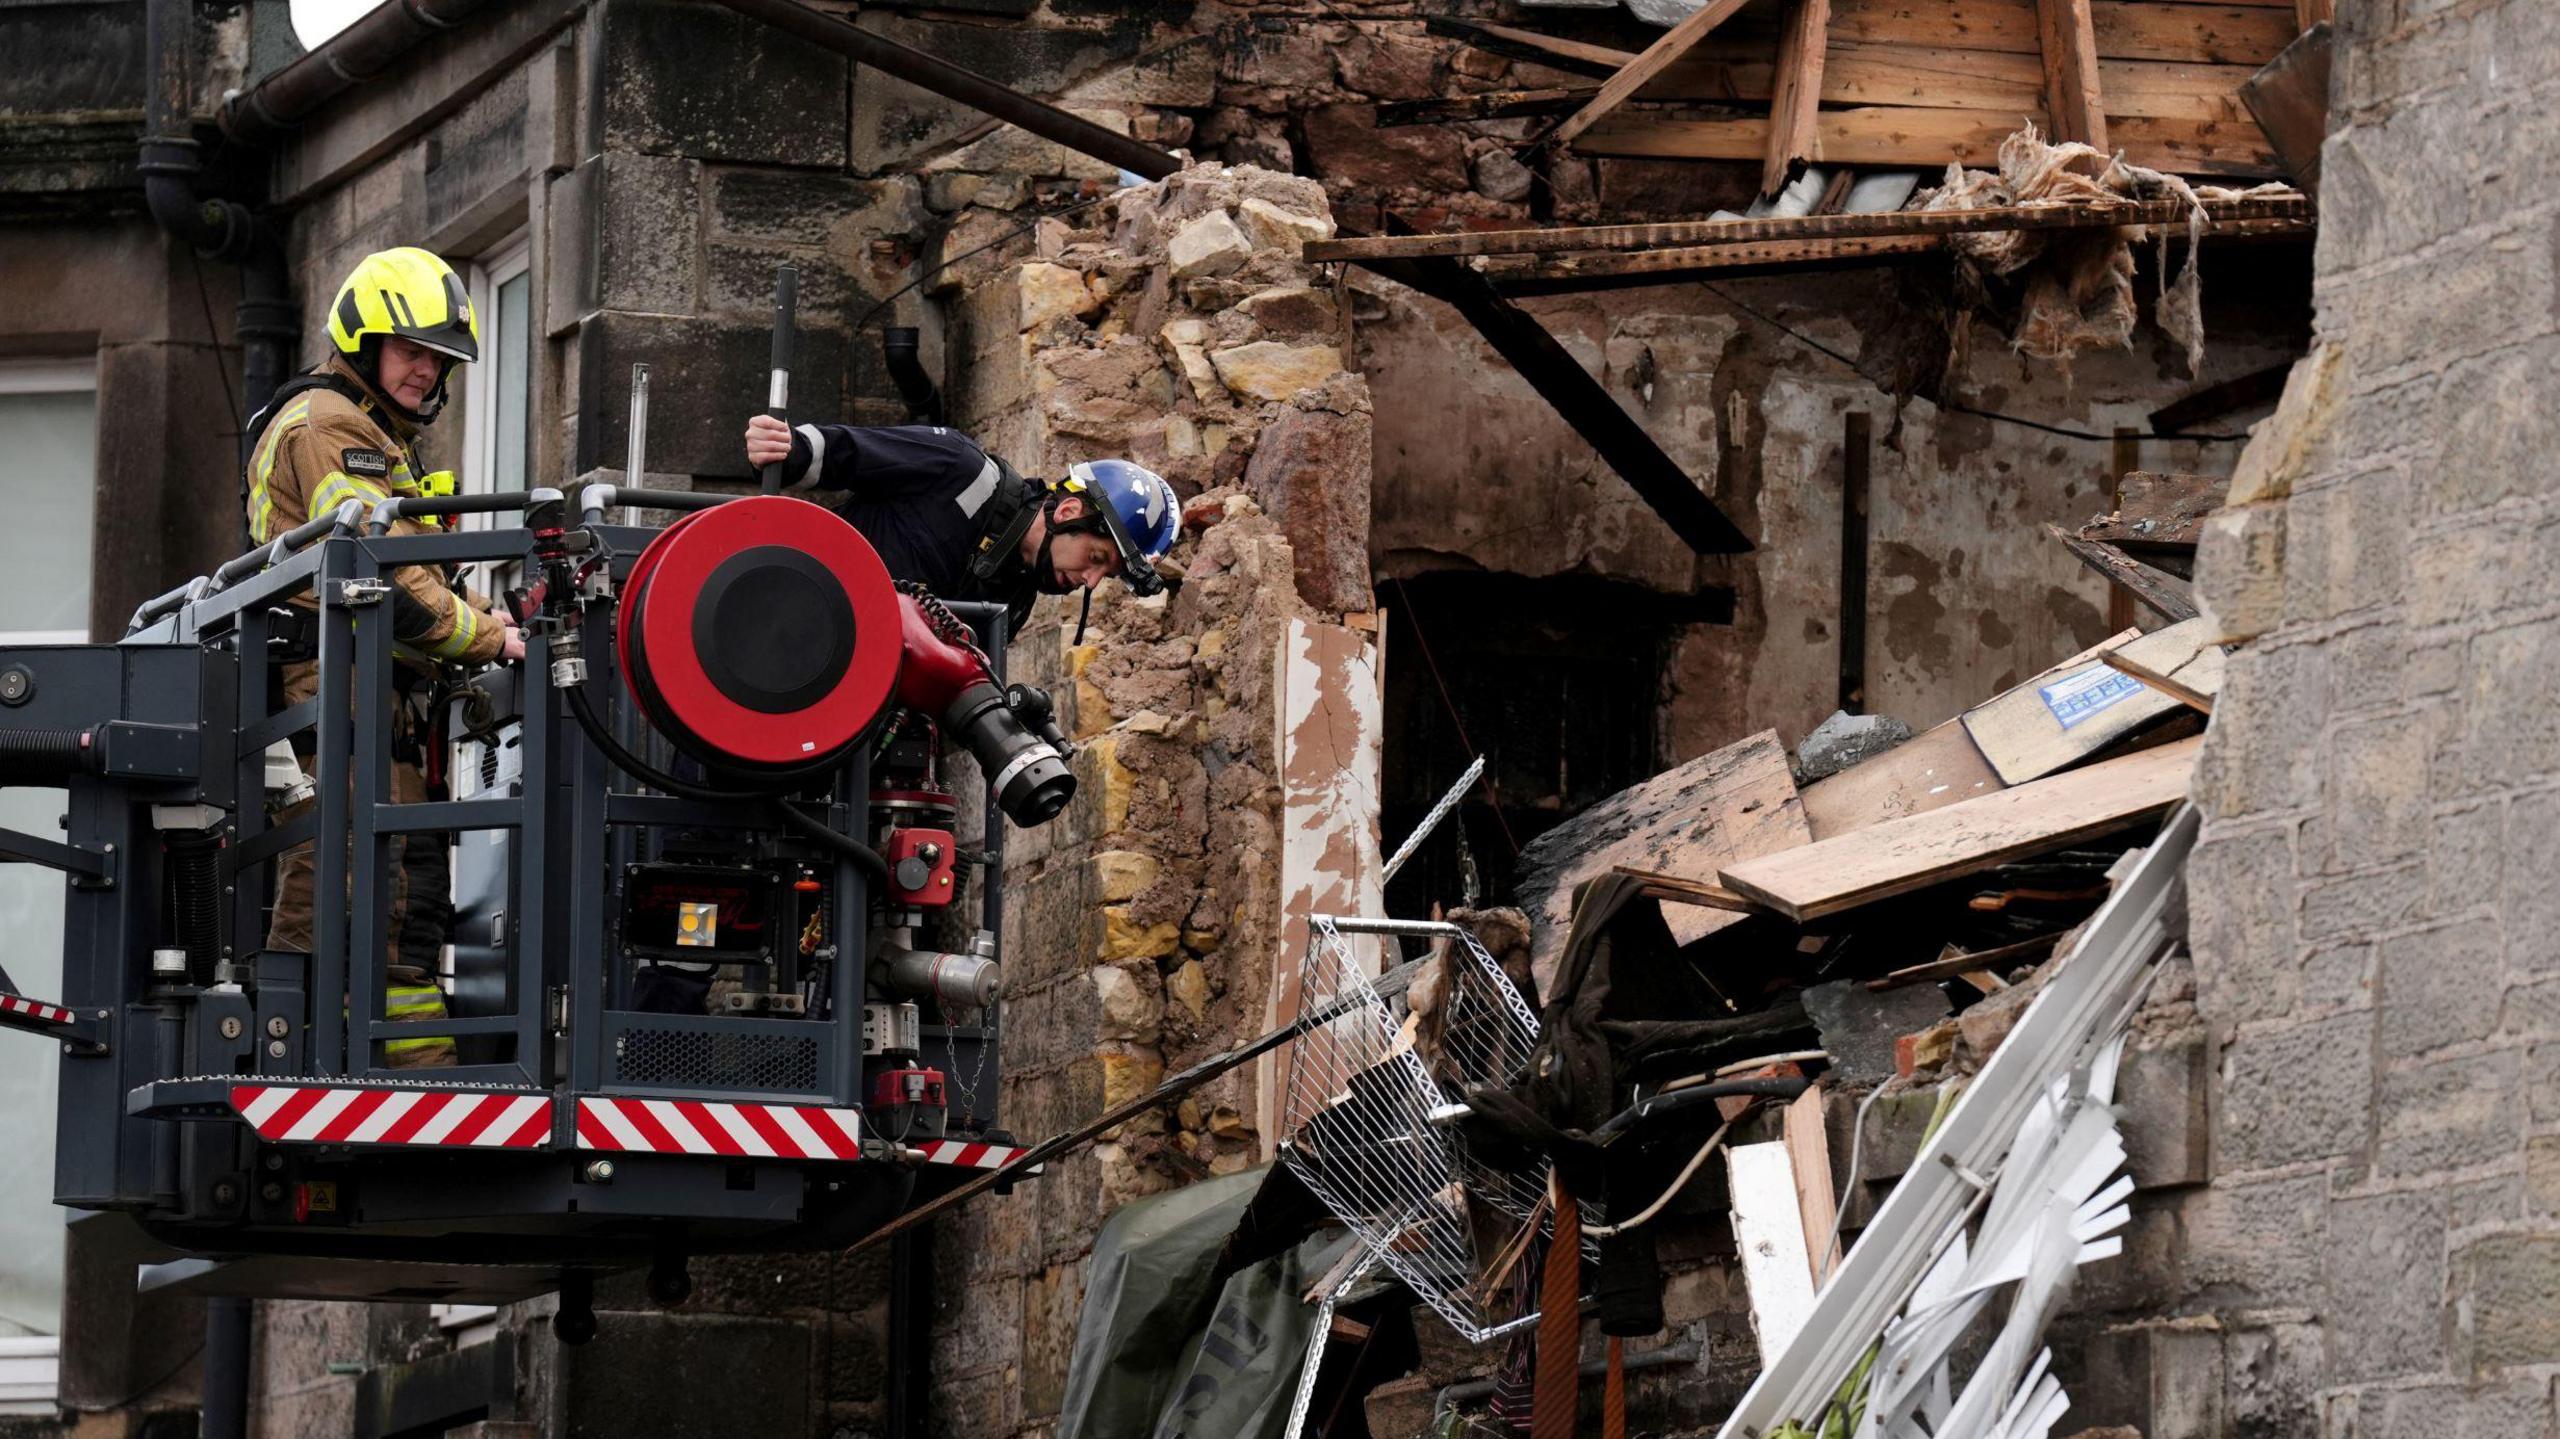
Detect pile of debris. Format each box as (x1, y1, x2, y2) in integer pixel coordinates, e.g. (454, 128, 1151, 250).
(1346, 512, 2222, 1434)
(1040, 508, 2226, 1438)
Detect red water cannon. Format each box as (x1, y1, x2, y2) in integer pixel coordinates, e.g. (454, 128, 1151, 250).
(605, 496, 1074, 827)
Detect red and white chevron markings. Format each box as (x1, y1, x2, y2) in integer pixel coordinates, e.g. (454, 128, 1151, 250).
(574, 1096, 865, 1159)
(915, 1138, 1034, 1170)
(229, 1084, 554, 1149)
(0, 993, 75, 1026)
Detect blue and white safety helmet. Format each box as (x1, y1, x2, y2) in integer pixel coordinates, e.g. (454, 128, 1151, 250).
(1063, 458, 1182, 597)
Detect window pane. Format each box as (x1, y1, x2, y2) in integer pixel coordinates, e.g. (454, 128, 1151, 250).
(497, 271, 531, 493)
(0, 392, 95, 636)
(0, 786, 66, 1335)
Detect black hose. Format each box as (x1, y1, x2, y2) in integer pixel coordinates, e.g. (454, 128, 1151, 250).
(0, 729, 97, 784)
(1592, 1075, 1813, 1139)
(165, 828, 225, 983)
(560, 678, 889, 885)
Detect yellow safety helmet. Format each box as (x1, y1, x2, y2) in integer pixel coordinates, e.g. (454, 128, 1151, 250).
(325, 247, 480, 364)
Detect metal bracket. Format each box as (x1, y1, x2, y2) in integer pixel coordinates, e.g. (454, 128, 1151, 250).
(0, 827, 114, 888)
(332, 578, 392, 607)
(0, 994, 106, 1054)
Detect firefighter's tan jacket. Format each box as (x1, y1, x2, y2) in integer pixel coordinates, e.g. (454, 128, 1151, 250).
(245, 355, 504, 668)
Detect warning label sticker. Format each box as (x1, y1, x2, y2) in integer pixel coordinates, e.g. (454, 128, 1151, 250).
(2038, 663, 2145, 729)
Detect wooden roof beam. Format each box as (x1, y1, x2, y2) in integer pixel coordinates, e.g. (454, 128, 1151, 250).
(1550, 0, 1758, 150)
(1763, 0, 1835, 197)
(2034, 0, 2111, 149)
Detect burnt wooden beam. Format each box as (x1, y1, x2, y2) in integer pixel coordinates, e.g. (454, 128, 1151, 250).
(2046, 523, 2198, 623)
(1366, 244, 1754, 555)
(1304, 195, 2313, 262)
(2149, 361, 2293, 433)
(1377, 87, 1598, 127)
(1840, 412, 1871, 713)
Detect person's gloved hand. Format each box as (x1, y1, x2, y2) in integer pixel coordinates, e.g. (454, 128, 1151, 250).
(501, 625, 526, 662)
(744, 414, 796, 470)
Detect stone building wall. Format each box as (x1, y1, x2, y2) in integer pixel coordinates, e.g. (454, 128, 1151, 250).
(2177, 0, 2560, 1433)
(930, 158, 1378, 1438)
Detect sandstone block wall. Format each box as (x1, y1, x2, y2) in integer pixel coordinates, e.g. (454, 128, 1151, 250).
(932, 161, 1379, 1438)
(2181, 1, 2560, 1432)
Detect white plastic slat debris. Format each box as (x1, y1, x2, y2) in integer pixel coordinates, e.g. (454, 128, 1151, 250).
(1715, 806, 2197, 1439)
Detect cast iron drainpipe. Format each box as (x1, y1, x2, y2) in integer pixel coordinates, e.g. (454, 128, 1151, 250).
(140, 0, 296, 433)
(139, 0, 290, 1426)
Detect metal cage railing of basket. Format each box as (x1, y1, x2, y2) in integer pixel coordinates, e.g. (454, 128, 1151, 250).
(1276, 914, 1598, 1345)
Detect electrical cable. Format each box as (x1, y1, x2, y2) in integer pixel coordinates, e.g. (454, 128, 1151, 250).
(1693, 280, 2255, 443)
(1583, 1110, 1743, 1238)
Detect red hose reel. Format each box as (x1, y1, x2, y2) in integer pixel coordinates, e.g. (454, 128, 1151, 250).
(616, 496, 903, 773)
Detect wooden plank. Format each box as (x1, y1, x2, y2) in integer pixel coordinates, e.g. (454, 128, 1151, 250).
(1491, 234, 1948, 284)
(1620, 867, 1767, 913)
(1797, 628, 2139, 839)
(1722, 0, 2296, 66)
(1960, 616, 2209, 786)
(1645, 42, 2258, 122)
(1511, 730, 1811, 980)
(2294, 0, 2334, 27)
(2079, 470, 2223, 548)
(2036, 0, 2111, 148)
(1865, 930, 2066, 989)
(1765, 0, 1836, 196)
(1307, 194, 2310, 263)
(1455, 20, 1641, 73)
(2103, 647, 2217, 714)
(1574, 105, 2283, 176)
(1720, 736, 2201, 922)
(2240, 22, 2333, 195)
(1730, 1141, 1822, 1360)
(1550, 0, 1759, 150)
(1782, 1088, 1843, 1286)
(2048, 524, 2200, 622)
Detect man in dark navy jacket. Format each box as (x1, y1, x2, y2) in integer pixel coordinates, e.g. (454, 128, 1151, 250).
(741, 414, 1180, 628)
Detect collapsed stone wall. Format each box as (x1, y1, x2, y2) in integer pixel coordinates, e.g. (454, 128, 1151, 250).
(2175, 1, 2560, 1434)
(931, 160, 1378, 1436)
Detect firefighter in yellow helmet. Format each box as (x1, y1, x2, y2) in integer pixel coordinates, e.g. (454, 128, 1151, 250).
(243, 246, 524, 1067)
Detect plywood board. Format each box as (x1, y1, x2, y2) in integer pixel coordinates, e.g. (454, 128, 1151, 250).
(1720, 735, 2199, 922)
(1797, 629, 2141, 839)
(1960, 617, 2210, 784)
(1512, 730, 1811, 983)
(1731, 1141, 1821, 1361)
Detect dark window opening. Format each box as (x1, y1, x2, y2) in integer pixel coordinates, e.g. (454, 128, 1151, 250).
(1379, 571, 1731, 919)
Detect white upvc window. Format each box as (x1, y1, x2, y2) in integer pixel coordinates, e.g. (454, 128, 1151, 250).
(462, 234, 534, 509)
(0, 359, 98, 1394)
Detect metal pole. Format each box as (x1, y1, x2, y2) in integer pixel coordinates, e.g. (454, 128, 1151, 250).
(760, 268, 796, 496)
(1380, 755, 1484, 885)
(624, 363, 650, 507)
(202, 1296, 251, 1439)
